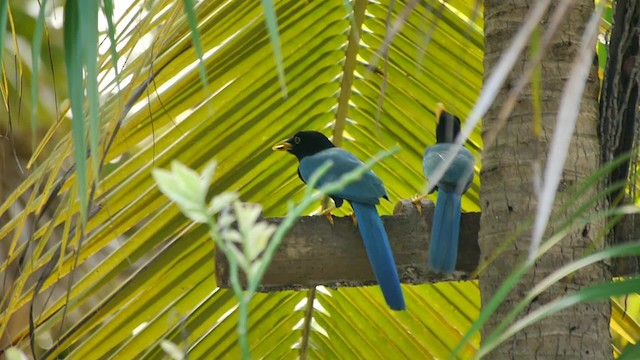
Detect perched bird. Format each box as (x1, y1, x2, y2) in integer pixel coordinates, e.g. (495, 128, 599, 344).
(422, 105, 475, 273)
(273, 131, 406, 311)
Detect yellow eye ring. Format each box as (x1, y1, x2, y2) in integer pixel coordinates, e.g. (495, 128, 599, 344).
(294, 136, 301, 144)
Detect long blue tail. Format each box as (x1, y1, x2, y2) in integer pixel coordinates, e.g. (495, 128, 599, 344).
(429, 191, 461, 273)
(351, 202, 405, 311)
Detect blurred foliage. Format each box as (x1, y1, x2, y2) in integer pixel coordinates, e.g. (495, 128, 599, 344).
(0, 0, 637, 359)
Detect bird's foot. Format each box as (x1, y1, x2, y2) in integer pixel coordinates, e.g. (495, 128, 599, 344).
(411, 194, 425, 215)
(322, 206, 336, 226)
(348, 212, 357, 228)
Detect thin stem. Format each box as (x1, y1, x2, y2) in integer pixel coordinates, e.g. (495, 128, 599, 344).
(237, 294, 251, 360)
(228, 258, 251, 359)
(299, 287, 317, 360)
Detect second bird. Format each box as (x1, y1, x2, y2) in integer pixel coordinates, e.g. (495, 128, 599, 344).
(423, 105, 475, 273)
(273, 131, 405, 311)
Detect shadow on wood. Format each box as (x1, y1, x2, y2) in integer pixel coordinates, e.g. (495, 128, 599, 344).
(215, 199, 480, 292)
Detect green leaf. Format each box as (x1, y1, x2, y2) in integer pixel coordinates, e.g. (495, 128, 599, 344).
(4, 1, 637, 359)
(64, 0, 89, 228)
(260, 0, 288, 97)
(182, 0, 208, 86)
(78, 0, 100, 182)
(30, 0, 48, 148)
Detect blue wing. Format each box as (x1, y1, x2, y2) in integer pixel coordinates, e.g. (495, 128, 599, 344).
(423, 143, 474, 273)
(299, 148, 387, 204)
(423, 144, 474, 194)
(298, 147, 405, 310)
(351, 202, 405, 311)
(429, 191, 461, 273)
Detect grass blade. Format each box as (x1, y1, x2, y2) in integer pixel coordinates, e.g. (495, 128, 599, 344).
(64, 0, 88, 227)
(260, 0, 287, 98)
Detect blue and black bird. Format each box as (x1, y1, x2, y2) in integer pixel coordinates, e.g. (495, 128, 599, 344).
(422, 105, 475, 274)
(273, 131, 406, 311)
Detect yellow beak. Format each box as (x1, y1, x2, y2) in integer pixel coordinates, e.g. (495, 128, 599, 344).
(435, 102, 446, 120)
(272, 140, 292, 151)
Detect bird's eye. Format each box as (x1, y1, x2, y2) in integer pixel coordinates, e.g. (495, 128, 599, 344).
(294, 136, 301, 144)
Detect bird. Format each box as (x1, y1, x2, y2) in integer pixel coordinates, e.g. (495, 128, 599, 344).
(422, 104, 475, 274)
(272, 131, 406, 311)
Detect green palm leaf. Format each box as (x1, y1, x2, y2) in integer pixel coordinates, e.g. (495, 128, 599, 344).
(1, 0, 638, 359)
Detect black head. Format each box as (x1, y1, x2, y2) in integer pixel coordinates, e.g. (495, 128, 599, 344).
(272, 131, 336, 161)
(435, 105, 461, 143)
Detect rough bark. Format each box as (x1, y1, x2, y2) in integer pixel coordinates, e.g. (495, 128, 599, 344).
(599, 0, 640, 276)
(480, 1, 612, 358)
(599, 0, 640, 199)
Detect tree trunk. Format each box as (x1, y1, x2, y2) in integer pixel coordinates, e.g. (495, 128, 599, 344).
(479, 0, 612, 358)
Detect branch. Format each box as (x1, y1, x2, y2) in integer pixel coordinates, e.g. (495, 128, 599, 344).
(215, 199, 480, 291)
(215, 198, 640, 291)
